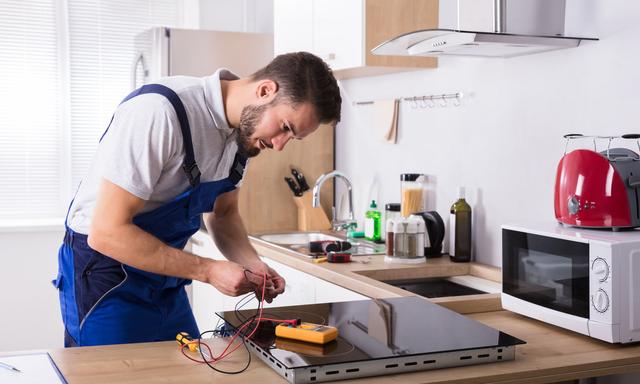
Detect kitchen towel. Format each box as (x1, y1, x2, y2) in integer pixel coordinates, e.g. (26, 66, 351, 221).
(374, 99, 399, 144)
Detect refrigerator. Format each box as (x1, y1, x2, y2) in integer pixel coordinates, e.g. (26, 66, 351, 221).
(132, 27, 273, 89)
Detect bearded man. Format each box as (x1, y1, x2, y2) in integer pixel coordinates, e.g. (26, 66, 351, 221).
(53, 52, 342, 347)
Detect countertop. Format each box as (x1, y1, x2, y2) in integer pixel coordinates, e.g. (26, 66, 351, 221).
(249, 233, 503, 314)
(9, 232, 640, 383)
(15, 310, 640, 384)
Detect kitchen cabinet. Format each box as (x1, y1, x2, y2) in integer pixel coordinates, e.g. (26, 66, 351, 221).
(274, 0, 438, 79)
(189, 231, 366, 332)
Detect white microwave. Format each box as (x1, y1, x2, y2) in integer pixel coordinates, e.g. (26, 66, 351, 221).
(502, 222, 640, 343)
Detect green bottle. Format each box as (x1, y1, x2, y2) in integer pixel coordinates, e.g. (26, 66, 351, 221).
(449, 187, 472, 262)
(364, 200, 381, 241)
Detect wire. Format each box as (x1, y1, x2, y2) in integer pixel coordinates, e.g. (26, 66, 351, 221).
(180, 270, 298, 375)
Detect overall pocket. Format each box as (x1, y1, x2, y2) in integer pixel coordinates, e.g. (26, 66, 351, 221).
(74, 245, 126, 322)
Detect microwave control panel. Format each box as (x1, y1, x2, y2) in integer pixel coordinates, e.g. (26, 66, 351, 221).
(589, 243, 613, 325)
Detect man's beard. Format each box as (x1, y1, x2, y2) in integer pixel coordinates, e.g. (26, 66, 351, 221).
(236, 102, 270, 158)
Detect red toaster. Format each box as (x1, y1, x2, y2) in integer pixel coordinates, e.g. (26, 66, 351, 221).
(554, 134, 640, 229)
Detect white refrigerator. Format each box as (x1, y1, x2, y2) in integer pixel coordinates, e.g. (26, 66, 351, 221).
(132, 27, 273, 89)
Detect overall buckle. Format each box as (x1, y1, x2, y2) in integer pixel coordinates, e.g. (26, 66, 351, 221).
(182, 163, 201, 187)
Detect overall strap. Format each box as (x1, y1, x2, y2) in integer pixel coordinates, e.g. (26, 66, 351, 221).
(100, 84, 201, 187)
(228, 152, 248, 185)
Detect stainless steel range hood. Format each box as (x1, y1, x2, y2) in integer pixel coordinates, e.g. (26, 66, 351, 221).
(372, 0, 598, 58)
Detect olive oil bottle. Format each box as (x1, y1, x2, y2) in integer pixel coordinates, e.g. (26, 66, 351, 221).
(449, 187, 471, 262)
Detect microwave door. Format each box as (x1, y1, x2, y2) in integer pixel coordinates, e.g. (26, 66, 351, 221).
(503, 229, 590, 319)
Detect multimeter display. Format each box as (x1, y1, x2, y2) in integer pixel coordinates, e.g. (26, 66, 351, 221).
(275, 322, 339, 344)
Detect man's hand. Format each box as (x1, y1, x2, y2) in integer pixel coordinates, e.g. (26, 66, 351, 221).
(204, 260, 257, 297)
(243, 261, 286, 303)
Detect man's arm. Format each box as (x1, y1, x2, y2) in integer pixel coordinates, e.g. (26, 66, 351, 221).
(88, 179, 254, 297)
(204, 189, 285, 300)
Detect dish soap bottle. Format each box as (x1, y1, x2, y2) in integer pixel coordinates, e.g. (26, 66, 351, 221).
(449, 187, 472, 262)
(365, 200, 381, 242)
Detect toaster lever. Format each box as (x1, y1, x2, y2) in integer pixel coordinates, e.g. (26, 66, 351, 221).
(629, 175, 640, 188)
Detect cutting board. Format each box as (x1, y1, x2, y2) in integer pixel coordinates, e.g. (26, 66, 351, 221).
(237, 123, 334, 233)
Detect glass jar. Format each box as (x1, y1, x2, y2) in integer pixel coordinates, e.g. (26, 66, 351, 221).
(385, 217, 426, 264)
(386, 219, 395, 256)
(401, 173, 426, 217)
(383, 203, 401, 241)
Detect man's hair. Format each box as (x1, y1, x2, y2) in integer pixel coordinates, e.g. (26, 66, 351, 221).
(250, 52, 342, 125)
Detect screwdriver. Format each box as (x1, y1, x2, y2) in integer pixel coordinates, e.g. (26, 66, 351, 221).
(176, 332, 211, 360)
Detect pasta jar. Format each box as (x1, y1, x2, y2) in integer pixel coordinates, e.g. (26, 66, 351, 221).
(400, 173, 426, 217)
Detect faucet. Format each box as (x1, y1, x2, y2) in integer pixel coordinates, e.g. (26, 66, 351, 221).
(312, 171, 357, 232)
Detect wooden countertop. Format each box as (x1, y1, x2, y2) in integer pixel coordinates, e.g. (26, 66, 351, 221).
(25, 310, 640, 384)
(13, 233, 640, 383)
(249, 233, 503, 314)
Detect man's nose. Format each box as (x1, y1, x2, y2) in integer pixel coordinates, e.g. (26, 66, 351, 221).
(272, 133, 292, 151)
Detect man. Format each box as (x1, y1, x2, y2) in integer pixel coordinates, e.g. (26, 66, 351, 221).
(53, 52, 342, 347)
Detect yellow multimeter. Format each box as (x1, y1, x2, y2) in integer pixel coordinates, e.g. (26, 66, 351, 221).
(275, 322, 338, 344)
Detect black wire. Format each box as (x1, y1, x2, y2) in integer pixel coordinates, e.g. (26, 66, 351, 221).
(235, 292, 256, 323)
(198, 328, 252, 374)
(195, 278, 267, 375)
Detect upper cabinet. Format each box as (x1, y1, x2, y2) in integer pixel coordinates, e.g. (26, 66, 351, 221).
(274, 0, 439, 79)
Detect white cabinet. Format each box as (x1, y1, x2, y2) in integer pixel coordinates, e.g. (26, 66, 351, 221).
(311, 0, 363, 70)
(274, 0, 438, 78)
(188, 231, 367, 333)
(274, 0, 362, 71)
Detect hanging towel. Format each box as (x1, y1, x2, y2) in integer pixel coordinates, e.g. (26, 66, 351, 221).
(374, 99, 399, 144)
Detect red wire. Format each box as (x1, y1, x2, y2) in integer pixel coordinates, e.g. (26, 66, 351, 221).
(180, 271, 298, 365)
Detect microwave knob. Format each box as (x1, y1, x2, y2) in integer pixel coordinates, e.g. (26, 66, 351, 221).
(592, 289, 610, 313)
(592, 258, 610, 282)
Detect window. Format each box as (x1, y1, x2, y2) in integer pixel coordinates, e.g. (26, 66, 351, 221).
(0, 0, 182, 222)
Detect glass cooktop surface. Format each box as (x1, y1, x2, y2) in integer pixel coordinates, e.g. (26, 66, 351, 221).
(217, 296, 525, 369)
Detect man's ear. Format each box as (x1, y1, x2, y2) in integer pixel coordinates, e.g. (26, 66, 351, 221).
(256, 79, 279, 101)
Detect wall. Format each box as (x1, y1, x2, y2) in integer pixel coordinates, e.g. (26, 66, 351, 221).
(336, 1, 640, 267)
(0, 227, 65, 351)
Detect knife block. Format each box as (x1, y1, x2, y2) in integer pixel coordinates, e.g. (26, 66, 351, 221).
(293, 193, 331, 231)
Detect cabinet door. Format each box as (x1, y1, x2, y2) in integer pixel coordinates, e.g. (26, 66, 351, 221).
(312, 0, 363, 70)
(262, 258, 317, 307)
(190, 233, 228, 332)
(315, 278, 368, 304)
(274, 0, 313, 55)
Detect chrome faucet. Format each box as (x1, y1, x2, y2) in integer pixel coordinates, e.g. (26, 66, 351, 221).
(312, 171, 357, 232)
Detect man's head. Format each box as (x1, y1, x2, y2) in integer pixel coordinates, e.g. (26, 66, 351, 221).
(235, 52, 342, 157)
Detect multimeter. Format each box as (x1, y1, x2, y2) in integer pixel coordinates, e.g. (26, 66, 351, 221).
(275, 322, 339, 344)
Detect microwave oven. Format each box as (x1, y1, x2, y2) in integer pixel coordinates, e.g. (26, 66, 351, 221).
(502, 222, 640, 343)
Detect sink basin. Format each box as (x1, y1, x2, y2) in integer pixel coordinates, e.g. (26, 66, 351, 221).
(385, 278, 486, 298)
(258, 232, 342, 245)
(255, 232, 386, 258)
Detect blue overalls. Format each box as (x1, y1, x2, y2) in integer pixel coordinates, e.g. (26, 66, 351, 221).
(53, 84, 247, 347)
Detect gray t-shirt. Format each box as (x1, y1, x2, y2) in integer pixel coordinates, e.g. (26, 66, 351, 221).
(68, 69, 244, 234)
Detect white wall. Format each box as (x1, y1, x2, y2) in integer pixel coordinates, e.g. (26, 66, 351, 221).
(336, 1, 640, 267)
(0, 228, 65, 351)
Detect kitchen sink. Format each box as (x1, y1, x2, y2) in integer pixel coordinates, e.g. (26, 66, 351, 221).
(254, 231, 386, 258)
(258, 232, 342, 245)
(385, 277, 487, 298)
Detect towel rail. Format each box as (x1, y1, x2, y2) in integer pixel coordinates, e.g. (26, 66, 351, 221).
(353, 92, 463, 107)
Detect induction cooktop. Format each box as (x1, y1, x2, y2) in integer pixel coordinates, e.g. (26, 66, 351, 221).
(217, 297, 525, 384)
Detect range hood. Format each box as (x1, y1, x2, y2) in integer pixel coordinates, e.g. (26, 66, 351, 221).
(372, 0, 598, 58)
